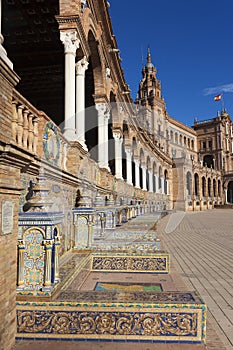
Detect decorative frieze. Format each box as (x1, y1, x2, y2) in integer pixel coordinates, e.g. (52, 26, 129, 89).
(16, 291, 206, 343)
(91, 252, 170, 273)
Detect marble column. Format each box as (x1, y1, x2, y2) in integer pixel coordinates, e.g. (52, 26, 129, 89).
(60, 32, 80, 141)
(0, 0, 13, 68)
(75, 56, 89, 150)
(134, 159, 140, 188)
(125, 147, 133, 185)
(225, 188, 228, 204)
(96, 103, 110, 170)
(113, 131, 123, 179)
(149, 170, 153, 192)
(142, 165, 147, 191)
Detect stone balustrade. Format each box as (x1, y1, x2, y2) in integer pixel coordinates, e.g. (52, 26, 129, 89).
(12, 90, 39, 154)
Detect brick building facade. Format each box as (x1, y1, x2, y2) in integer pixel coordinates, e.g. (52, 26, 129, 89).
(0, 0, 232, 348)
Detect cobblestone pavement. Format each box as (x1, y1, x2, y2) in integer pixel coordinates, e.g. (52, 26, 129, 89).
(158, 209, 233, 350)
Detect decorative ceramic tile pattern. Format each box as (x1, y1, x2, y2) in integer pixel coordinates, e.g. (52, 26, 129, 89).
(16, 292, 206, 343)
(23, 229, 45, 291)
(43, 122, 60, 165)
(91, 252, 170, 273)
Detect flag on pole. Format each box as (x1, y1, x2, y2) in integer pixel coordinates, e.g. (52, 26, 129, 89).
(214, 94, 222, 101)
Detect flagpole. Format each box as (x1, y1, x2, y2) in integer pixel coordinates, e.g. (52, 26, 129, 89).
(221, 93, 225, 111)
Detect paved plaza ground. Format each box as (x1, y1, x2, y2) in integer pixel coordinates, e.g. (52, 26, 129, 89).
(158, 209, 233, 350)
(15, 209, 233, 350)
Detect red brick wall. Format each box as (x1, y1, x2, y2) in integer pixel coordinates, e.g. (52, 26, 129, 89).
(60, 0, 80, 15)
(0, 59, 20, 350)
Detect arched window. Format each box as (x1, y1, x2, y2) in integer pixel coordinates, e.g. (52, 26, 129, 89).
(194, 174, 199, 196)
(179, 134, 182, 145)
(164, 170, 168, 195)
(170, 130, 173, 142)
(158, 166, 162, 189)
(208, 178, 211, 197)
(218, 180, 221, 197)
(153, 162, 157, 193)
(202, 177, 206, 197)
(186, 172, 192, 196)
(203, 155, 214, 169)
(213, 179, 216, 197)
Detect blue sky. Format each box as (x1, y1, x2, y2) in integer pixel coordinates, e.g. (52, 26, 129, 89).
(109, 0, 233, 126)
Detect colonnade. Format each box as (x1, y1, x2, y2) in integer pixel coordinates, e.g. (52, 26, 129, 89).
(59, 31, 169, 195)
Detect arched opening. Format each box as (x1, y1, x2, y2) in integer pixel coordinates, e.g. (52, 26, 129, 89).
(194, 173, 199, 196)
(227, 181, 233, 203)
(158, 166, 162, 190)
(203, 155, 215, 169)
(202, 177, 206, 197)
(218, 180, 221, 197)
(186, 172, 192, 196)
(179, 134, 182, 145)
(164, 170, 168, 195)
(85, 31, 104, 161)
(122, 142, 127, 181)
(108, 93, 116, 175)
(213, 179, 216, 197)
(146, 156, 151, 191)
(139, 149, 144, 189)
(208, 178, 211, 197)
(132, 137, 137, 186)
(153, 162, 157, 192)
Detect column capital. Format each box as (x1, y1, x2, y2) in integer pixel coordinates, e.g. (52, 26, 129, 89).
(60, 31, 80, 55)
(95, 103, 110, 119)
(76, 56, 89, 76)
(113, 130, 123, 141)
(125, 146, 132, 156)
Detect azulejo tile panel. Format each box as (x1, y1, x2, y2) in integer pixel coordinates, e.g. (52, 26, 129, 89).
(91, 252, 170, 273)
(16, 294, 206, 343)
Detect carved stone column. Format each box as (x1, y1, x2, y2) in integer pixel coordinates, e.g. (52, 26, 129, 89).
(96, 103, 110, 170)
(134, 158, 140, 188)
(43, 240, 54, 289)
(0, 0, 13, 68)
(60, 31, 80, 141)
(141, 164, 147, 191)
(75, 56, 89, 150)
(125, 147, 133, 185)
(113, 131, 123, 179)
(149, 170, 154, 192)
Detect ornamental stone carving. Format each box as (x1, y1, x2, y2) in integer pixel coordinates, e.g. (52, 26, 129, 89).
(60, 32, 80, 55)
(75, 56, 89, 76)
(95, 103, 111, 120)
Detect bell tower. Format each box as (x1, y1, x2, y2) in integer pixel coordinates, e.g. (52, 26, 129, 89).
(136, 48, 163, 109)
(136, 48, 167, 150)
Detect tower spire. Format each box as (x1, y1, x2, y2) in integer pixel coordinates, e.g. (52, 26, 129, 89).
(147, 46, 151, 63)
